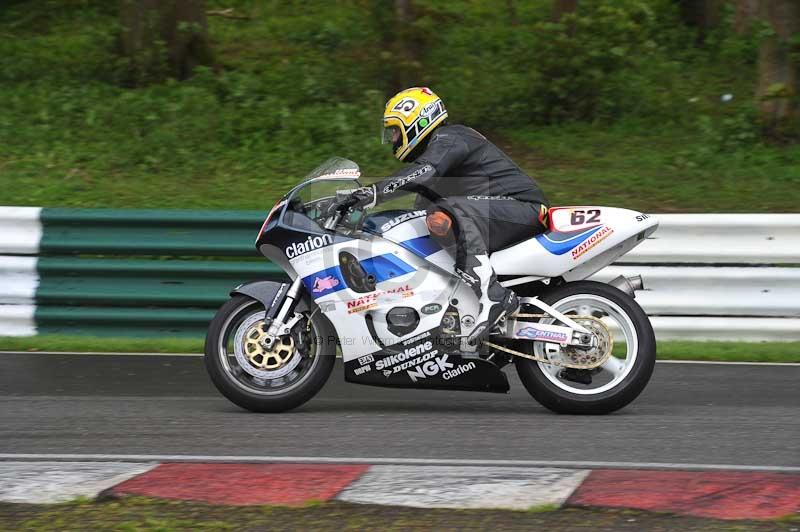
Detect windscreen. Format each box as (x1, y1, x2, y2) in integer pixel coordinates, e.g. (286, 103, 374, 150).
(283, 158, 362, 230)
(302, 157, 361, 181)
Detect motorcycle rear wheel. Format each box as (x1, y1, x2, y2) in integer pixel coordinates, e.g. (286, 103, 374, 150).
(204, 295, 336, 413)
(514, 281, 656, 414)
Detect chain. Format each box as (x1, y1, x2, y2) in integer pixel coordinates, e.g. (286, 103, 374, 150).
(483, 314, 613, 370)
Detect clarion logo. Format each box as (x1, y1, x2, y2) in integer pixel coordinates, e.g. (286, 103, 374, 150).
(443, 361, 476, 380)
(285, 234, 333, 259)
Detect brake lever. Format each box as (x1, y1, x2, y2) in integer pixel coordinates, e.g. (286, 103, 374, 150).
(323, 212, 341, 231)
(324, 200, 356, 231)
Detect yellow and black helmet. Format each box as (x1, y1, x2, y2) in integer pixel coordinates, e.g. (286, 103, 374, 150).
(382, 87, 448, 161)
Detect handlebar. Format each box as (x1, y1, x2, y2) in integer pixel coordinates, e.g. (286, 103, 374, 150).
(323, 211, 343, 231)
(323, 191, 360, 231)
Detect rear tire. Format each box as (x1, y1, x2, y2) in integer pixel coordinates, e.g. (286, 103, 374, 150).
(514, 281, 655, 414)
(204, 295, 336, 413)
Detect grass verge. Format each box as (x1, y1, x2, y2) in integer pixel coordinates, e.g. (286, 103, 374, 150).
(0, 498, 793, 532)
(0, 335, 204, 354)
(0, 335, 798, 362)
(655, 341, 800, 362)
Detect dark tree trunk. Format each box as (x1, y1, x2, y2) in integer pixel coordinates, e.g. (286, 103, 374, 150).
(507, 0, 519, 26)
(676, 0, 724, 44)
(373, 0, 421, 93)
(734, 0, 760, 34)
(552, 0, 578, 37)
(551, 0, 578, 21)
(393, 0, 420, 90)
(757, 0, 800, 138)
(119, 0, 213, 85)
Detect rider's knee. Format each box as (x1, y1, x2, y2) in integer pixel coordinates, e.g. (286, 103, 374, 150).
(426, 209, 453, 237)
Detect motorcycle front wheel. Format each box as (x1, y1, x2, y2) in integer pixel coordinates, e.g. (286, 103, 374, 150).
(204, 295, 336, 413)
(514, 281, 656, 414)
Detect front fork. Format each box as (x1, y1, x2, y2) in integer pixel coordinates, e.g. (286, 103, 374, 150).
(262, 276, 304, 350)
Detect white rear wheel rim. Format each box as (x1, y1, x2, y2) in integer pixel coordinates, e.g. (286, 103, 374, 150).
(535, 293, 638, 395)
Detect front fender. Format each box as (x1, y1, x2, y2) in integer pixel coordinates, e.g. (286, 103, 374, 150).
(231, 280, 308, 319)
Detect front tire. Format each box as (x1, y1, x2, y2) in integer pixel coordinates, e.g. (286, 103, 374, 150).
(204, 295, 336, 412)
(514, 281, 656, 414)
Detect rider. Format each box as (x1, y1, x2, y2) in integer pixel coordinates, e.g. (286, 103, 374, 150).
(350, 87, 550, 343)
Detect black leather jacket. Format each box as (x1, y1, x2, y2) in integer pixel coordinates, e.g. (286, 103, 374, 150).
(375, 124, 548, 205)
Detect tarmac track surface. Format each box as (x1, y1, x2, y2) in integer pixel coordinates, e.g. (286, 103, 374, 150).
(0, 354, 797, 469)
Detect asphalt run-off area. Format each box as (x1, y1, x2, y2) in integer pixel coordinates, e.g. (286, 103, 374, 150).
(0, 353, 797, 471)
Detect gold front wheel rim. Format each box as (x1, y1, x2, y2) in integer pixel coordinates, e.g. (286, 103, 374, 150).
(243, 321, 295, 370)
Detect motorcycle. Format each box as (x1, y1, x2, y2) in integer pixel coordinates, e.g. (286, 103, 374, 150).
(205, 158, 659, 414)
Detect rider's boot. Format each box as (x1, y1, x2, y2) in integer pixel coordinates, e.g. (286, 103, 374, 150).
(456, 255, 520, 345)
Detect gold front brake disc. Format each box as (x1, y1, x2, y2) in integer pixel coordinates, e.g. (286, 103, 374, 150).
(243, 321, 295, 370)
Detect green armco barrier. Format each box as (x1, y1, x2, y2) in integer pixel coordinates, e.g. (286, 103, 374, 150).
(27, 208, 287, 337)
(40, 207, 267, 256)
(35, 306, 218, 338)
(35, 258, 286, 307)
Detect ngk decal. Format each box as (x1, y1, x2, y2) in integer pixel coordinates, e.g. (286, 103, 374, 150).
(406, 356, 476, 382)
(407, 354, 454, 382)
(346, 285, 413, 314)
(285, 234, 333, 259)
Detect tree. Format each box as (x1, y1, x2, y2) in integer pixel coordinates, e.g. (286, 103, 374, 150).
(119, 0, 213, 86)
(734, 0, 760, 34)
(507, 0, 520, 26)
(392, 0, 422, 89)
(676, 0, 725, 44)
(551, 0, 578, 22)
(551, 0, 578, 37)
(756, 0, 799, 138)
(372, 0, 423, 92)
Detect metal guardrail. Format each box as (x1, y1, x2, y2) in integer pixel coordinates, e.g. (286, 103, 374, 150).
(0, 207, 273, 337)
(622, 214, 800, 264)
(0, 207, 798, 341)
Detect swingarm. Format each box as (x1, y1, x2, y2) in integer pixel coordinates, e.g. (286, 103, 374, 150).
(486, 296, 614, 370)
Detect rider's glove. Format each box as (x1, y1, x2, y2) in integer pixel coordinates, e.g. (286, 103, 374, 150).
(349, 185, 377, 209)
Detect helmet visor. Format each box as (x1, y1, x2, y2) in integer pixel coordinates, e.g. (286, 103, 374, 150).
(381, 124, 403, 151)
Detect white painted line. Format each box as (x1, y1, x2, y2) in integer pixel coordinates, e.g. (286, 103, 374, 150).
(0, 207, 43, 255)
(337, 465, 588, 510)
(0, 454, 797, 473)
(0, 396, 216, 401)
(656, 359, 800, 366)
(0, 461, 156, 504)
(0, 351, 203, 357)
(0, 351, 798, 366)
